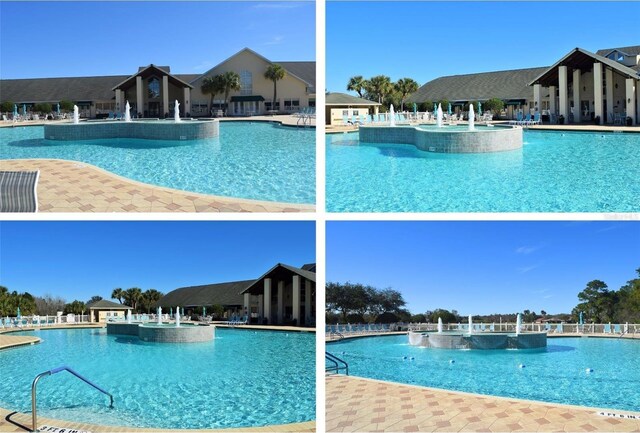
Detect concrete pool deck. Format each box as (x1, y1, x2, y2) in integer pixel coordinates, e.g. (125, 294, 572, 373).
(326, 375, 640, 432)
(0, 159, 313, 213)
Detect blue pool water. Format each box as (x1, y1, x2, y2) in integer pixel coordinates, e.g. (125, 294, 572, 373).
(328, 335, 640, 412)
(0, 328, 315, 429)
(0, 122, 315, 204)
(326, 130, 640, 212)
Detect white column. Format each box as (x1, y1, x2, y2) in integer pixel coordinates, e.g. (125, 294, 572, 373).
(533, 84, 541, 114)
(605, 68, 614, 123)
(264, 278, 272, 324)
(304, 279, 312, 325)
(115, 89, 122, 113)
(549, 86, 557, 115)
(593, 62, 603, 121)
(136, 76, 143, 117)
(162, 75, 169, 117)
(292, 275, 300, 325)
(277, 280, 284, 324)
(573, 69, 581, 123)
(183, 87, 191, 117)
(626, 78, 636, 125)
(559, 66, 568, 119)
(243, 293, 250, 313)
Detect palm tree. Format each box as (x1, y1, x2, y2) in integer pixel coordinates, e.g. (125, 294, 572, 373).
(200, 75, 225, 115)
(365, 75, 393, 104)
(142, 289, 164, 313)
(123, 287, 143, 312)
(394, 78, 419, 111)
(264, 64, 286, 113)
(111, 288, 123, 304)
(347, 75, 367, 98)
(221, 71, 241, 115)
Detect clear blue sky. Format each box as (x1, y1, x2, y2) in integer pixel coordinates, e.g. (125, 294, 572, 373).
(327, 1, 640, 93)
(0, 221, 315, 302)
(327, 221, 640, 316)
(0, 1, 315, 79)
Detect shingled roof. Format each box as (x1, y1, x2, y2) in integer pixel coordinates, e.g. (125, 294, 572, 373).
(0, 74, 200, 104)
(326, 92, 381, 106)
(157, 280, 254, 308)
(241, 263, 316, 295)
(407, 67, 549, 104)
(277, 61, 316, 90)
(87, 299, 131, 309)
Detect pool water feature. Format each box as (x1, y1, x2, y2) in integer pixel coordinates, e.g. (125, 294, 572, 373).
(328, 335, 640, 412)
(1, 122, 315, 204)
(326, 130, 640, 212)
(0, 328, 315, 429)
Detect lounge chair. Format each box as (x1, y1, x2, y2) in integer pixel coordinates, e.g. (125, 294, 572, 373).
(0, 171, 40, 212)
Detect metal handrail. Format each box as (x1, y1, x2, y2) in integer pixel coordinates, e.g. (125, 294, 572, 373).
(31, 365, 113, 432)
(325, 352, 349, 375)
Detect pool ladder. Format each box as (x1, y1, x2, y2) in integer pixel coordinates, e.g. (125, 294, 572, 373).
(326, 352, 349, 375)
(31, 365, 113, 432)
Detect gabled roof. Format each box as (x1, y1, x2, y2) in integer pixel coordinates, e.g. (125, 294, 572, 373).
(529, 47, 640, 87)
(596, 45, 640, 58)
(87, 299, 131, 309)
(157, 280, 254, 308)
(326, 92, 382, 106)
(301, 263, 316, 272)
(241, 263, 316, 295)
(189, 47, 315, 88)
(407, 67, 548, 103)
(112, 64, 194, 90)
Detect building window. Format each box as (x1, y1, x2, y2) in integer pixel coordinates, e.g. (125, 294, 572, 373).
(148, 77, 160, 99)
(283, 98, 300, 112)
(309, 99, 315, 107)
(240, 70, 252, 95)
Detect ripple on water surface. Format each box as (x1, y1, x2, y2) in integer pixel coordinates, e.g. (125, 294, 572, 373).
(326, 130, 640, 212)
(0, 122, 315, 204)
(0, 328, 315, 429)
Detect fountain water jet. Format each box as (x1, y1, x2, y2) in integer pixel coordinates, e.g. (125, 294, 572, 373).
(157, 306, 163, 325)
(436, 103, 443, 128)
(516, 313, 522, 336)
(126, 309, 132, 324)
(437, 317, 443, 333)
(175, 306, 181, 327)
(125, 101, 132, 122)
(468, 315, 473, 334)
(389, 104, 396, 127)
(468, 103, 475, 131)
(174, 100, 181, 123)
(73, 105, 79, 124)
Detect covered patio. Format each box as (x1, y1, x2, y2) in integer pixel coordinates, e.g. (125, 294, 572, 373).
(530, 47, 639, 125)
(241, 263, 315, 326)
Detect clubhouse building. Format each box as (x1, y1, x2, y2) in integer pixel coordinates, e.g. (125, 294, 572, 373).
(408, 45, 640, 125)
(0, 48, 315, 118)
(157, 262, 316, 327)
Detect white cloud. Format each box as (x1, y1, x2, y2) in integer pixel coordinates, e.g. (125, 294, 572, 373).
(515, 244, 543, 254)
(262, 36, 285, 46)
(516, 265, 539, 273)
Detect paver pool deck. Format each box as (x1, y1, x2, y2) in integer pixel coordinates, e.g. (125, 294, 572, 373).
(326, 375, 640, 432)
(0, 323, 315, 432)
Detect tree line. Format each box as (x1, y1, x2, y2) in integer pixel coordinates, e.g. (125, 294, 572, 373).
(346, 75, 505, 115)
(1, 100, 75, 115)
(572, 267, 640, 323)
(0, 285, 164, 317)
(326, 267, 639, 324)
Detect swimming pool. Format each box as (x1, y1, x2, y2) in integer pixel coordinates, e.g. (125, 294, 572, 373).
(0, 328, 315, 429)
(0, 122, 315, 204)
(328, 335, 640, 412)
(326, 130, 640, 212)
